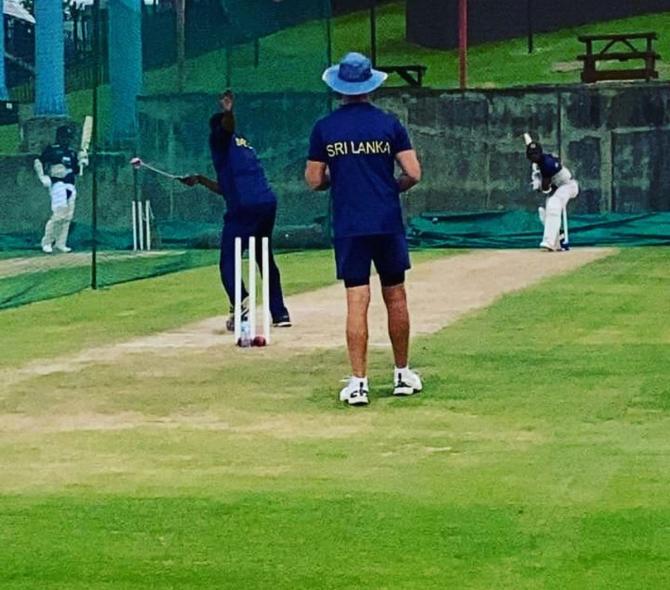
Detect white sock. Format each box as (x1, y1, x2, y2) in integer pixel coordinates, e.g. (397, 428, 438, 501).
(352, 376, 368, 390)
(395, 366, 409, 375)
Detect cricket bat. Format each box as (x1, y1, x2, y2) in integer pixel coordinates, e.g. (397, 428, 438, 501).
(80, 115, 93, 176)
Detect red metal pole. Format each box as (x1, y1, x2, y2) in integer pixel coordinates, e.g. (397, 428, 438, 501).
(459, 0, 468, 89)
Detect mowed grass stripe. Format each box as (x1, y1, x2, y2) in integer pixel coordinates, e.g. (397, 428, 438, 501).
(0, 248, 669, 588)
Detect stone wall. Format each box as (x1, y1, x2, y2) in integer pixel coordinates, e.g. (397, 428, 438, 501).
(2, 83, 668, 248)
(376, 83, 670, 215)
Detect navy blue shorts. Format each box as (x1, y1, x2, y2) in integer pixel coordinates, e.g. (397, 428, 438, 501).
(334, 233, 411, 288)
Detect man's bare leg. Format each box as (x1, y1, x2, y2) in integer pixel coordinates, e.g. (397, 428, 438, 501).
(382, 283, 410, 368)
(346, 285, 371, 377)
(382, 283, 422, 395)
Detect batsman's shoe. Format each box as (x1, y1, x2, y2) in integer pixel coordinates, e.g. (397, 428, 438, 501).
(55, 246, 72, 253)
(539, 240, 559, 252)
(41, 244, 53, 254)
(273, 311, 292, 328)
(339, 378, 369, 407)
(225, 297, 249, 332)
(393, 367, 422, 396)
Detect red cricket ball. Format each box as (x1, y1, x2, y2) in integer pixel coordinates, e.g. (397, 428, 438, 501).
(252, 336, 267, 347)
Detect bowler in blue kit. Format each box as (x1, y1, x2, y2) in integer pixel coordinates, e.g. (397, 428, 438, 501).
(306, 52, 424, 406)
(180, 90, 290, 330)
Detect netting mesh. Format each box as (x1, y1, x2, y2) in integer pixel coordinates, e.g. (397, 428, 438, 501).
(1, 0, 669, 310)
(1, 0, 332, 309)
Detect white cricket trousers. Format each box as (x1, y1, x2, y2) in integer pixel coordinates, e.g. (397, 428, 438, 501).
(542, 180, 579, 249)
(42, 183, 77, 250)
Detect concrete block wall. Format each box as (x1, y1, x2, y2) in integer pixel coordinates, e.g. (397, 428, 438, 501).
(376, 83, 670, 216)
(2, 82, 668, 247)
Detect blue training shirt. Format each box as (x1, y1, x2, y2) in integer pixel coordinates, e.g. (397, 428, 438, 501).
(40, 144, 80, 185)
(308, 103, 412, 238)
(209, 118, 276, 213)
(538, 153, 562, 179)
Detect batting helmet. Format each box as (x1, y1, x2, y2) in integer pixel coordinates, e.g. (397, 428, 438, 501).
(526, 141, 543, 160)
(56, 125, 74, 146)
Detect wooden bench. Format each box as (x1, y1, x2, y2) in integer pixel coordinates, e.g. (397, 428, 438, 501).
(377, 65, 427, 88)
(577, 33, 660, 83)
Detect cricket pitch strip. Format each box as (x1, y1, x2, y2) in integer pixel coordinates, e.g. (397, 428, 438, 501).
(0, 248, 614, 388)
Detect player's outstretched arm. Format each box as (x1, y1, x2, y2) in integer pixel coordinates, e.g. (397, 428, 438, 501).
(396, 149, 422, 192)
(179, 174, 222, 195)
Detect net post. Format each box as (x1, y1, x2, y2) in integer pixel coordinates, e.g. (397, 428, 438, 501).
(90, 0, 101, 290)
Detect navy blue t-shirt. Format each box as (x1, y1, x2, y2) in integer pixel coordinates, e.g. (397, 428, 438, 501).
(538, 154, 562, 179)
(210, 124, 276, 213)
(40, 144, 80, 185)
(308, 103, 412, 238)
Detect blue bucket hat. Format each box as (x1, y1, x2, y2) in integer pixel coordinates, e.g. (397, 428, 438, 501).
(322, 52, 388, 95)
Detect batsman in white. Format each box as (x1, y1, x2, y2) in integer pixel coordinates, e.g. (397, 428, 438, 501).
(525, 139, 579, 251)
(34, 125, 89, 254)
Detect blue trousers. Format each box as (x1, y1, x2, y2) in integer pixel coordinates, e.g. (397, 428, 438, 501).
(220, 203, 288, 320)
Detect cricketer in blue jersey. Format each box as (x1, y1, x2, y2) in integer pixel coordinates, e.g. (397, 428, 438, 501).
(305, 52, 423, 407)
(526, 141, 579, 251)
(180, 90, 290, 330)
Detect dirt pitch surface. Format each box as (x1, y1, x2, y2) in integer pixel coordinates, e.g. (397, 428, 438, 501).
(1, 248, 613, 388)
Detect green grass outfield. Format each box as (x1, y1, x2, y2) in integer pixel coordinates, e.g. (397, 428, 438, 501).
(1, 247, 669, 588)
(333, 5, 670, 89)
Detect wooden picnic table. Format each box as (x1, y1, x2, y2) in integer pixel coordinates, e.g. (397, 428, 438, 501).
(577, 32, 660, 83)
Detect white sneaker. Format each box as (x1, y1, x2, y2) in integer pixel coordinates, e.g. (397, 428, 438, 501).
(55, 246, 72, 253)
(42, 244, 53, 254)
(539, 241, 559, 252)
(393, 367, 423, 396)
(339, 378, 369, 406)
